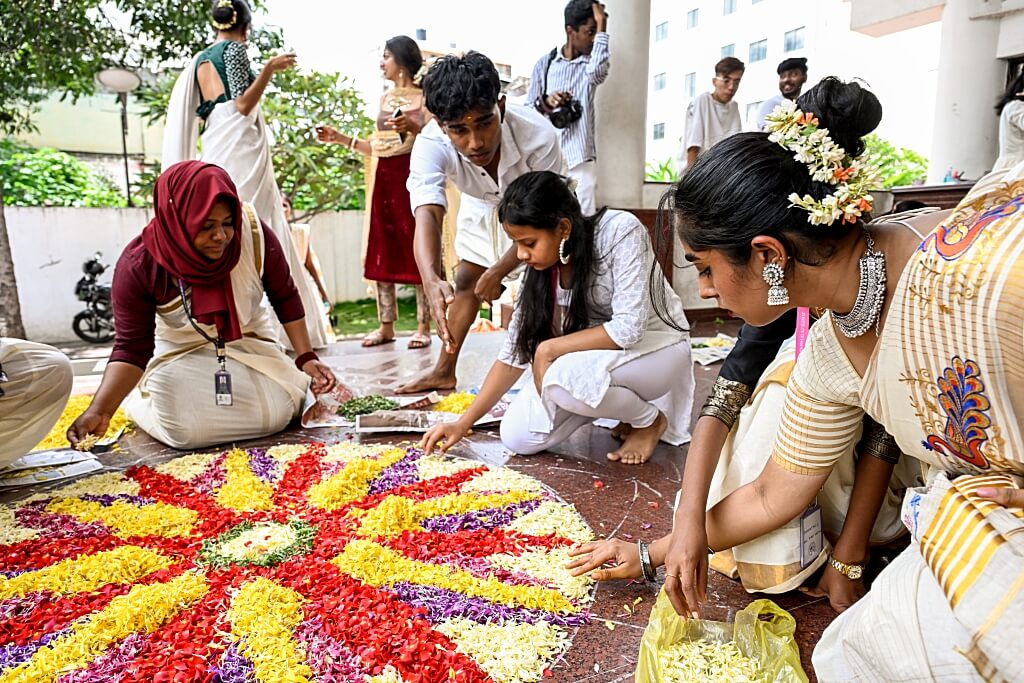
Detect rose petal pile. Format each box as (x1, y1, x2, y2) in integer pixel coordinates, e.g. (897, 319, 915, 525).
(0, 443, 596, 683)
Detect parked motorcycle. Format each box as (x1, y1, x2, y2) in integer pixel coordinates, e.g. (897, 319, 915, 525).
(72, 252, 115, 343)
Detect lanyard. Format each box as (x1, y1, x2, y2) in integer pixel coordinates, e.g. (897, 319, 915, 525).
(178, 280, 233, 406)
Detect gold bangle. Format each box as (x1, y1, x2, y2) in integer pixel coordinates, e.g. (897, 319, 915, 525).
(859, 417, 902, 465)
(699, 377, 752, 430)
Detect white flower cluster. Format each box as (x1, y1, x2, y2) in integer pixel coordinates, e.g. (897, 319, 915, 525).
(764, 99, 881, 227)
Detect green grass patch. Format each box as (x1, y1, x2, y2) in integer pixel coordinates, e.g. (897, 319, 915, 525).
(331, 295, 423, 337)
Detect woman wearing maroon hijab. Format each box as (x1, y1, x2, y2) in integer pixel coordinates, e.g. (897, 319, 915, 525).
(69, 161, 336, 449)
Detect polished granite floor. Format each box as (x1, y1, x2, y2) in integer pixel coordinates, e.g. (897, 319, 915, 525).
(5, 321, 839, 682)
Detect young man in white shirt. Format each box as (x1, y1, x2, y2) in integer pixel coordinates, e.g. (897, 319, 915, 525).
(753, 57, 808, 131)
(527, 0, 610, 214)
(400, 51, 563, 394)
(681, 57, 745, 171)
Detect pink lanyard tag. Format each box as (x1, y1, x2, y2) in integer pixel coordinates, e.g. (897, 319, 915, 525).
(795, 307, 810, 360)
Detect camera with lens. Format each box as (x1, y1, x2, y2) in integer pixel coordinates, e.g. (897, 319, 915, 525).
(547, 98, 583, 129)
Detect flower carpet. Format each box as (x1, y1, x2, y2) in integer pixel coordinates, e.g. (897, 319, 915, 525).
(0, 443, 597, 683)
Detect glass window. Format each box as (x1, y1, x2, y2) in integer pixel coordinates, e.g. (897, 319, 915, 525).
(724, 0, 737, 14)
(654, 72, 667, 91)
(653, 123, 665, 140)
(721, 44, 735, 58)
(749, 39, 767, 63)
(784, 27, 805, 52)
(684, 72, 696, 98)
(687, 8, 699, 29)
(655, 21, 669, 41)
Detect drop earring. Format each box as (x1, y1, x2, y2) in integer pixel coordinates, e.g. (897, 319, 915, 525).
(558, 238, 570, 265)
(762, 262, 789, 306)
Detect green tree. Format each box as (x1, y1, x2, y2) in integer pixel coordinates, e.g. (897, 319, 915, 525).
(0, 0, 261, 336)
(864, 133, 928, 189)
(136, 60, 374, 220)
(263, 69, 373, 220)
(0, 139, 125, 207)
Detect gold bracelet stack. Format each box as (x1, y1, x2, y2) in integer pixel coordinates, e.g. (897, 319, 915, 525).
(699, 377, 752, 430)
(859, 417, 902, 465)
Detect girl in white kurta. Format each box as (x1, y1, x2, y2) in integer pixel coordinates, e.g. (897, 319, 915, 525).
(68, 162, 336, 451)
(161, 0, 333, 349)
(422, 171, 694, 465)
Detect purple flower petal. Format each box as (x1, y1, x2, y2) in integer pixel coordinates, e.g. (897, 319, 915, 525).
(421, 498, 542, 533)
(246, 449, 279, 484)
(389, 583, 589, 628)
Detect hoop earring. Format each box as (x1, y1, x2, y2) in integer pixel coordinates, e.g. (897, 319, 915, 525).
(762, 262, 789, 306)
(558, 238, 570, 265)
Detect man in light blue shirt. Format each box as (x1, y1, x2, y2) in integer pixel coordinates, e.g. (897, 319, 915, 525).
(527, 0, 610, 214)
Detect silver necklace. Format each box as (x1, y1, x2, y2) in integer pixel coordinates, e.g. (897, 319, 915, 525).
(832, 231, 886, 338)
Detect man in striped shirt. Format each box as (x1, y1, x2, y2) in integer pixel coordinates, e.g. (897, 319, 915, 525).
(527, 0, 610, 214)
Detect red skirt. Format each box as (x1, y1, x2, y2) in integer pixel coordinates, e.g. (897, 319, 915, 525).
(364, 154, 422, 284)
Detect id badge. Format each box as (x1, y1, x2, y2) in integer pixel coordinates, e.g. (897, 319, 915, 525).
(214, 369, 233, 406)
(799, 503, 823, 569)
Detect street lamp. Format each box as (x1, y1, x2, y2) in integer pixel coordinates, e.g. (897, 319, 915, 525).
(96, 68, 142, 207)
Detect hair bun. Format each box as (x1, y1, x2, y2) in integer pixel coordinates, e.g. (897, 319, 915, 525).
(211, 0, 251, 31)
(796, 77, 881, 158)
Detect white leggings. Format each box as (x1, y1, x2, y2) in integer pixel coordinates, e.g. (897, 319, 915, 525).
(500, 342, 688, 455)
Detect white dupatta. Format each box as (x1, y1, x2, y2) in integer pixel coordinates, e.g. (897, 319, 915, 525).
(161, 54, 203, 170)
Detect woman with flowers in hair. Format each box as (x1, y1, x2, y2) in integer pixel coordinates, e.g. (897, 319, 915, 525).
(161, 0, 334, 349)
(316, 36, 432, 350)
(568, 77, 1024, 681)
(67, 162, 336, 451)
(421, 170, 694, 465)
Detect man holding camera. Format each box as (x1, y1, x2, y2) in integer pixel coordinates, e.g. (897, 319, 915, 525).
(527, 0, 609, 214)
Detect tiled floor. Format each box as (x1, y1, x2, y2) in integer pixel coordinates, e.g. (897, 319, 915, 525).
(5, 322, 838, 682)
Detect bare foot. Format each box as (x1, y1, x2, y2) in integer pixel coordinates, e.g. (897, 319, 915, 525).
(607, 412, 667, 465)
(609, 422, 633, 440)
(396, 371, 457, 395)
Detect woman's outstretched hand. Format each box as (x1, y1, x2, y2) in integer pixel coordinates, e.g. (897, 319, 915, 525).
(67, 408, 110, 447)
(421, 419, 470, 454)
(565, 538, 642, 581)
(265, 52, 297, 74)
(314, 124, 343, 144)
(302, 359, 336, 395)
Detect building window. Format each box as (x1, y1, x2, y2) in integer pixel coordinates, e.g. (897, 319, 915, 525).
(724, 0, 737, 14)
(684, 72, 696, 98)
(654, 72, 667, 91)
(746, 102, 762, 121)
(721, 44, 735, 58)
(655, 21, 668, 41)
(653, 123, 665, 140)
(749, 39, 767, 63)
(687, 8, 699, 29)
(784, 27, 805, 52)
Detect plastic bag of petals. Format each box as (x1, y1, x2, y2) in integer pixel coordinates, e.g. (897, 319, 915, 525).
(636, 590, 807, 683)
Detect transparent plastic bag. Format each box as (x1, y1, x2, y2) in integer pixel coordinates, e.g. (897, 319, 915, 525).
(636, 589, 808, 683)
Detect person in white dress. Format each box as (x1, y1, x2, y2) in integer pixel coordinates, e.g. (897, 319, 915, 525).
(161, 0, 333, 349)
(422, 171, 694, 465)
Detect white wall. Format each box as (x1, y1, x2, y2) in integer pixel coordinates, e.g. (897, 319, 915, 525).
(5, 207, 369, 343)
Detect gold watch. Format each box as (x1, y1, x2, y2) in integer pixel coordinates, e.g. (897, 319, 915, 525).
(828, 555, 864, 580)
